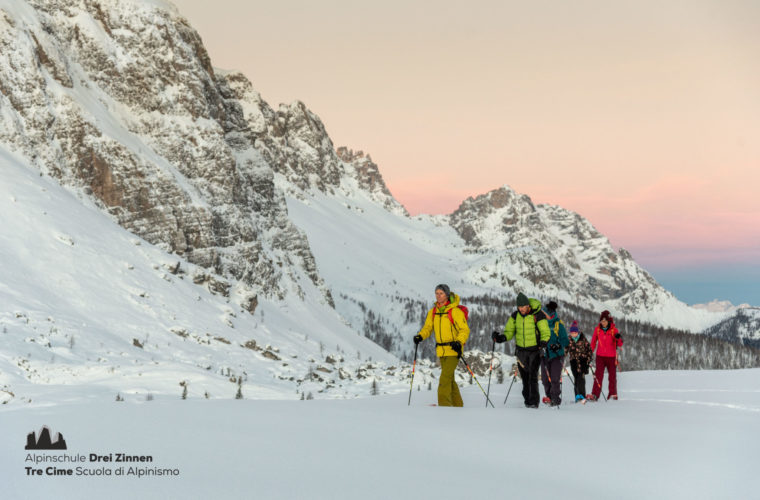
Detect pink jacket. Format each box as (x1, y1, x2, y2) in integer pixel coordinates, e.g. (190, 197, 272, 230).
(590, 323, 623, 357)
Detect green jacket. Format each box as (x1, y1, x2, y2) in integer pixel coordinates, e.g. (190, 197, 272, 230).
(503, 298, 551, 349)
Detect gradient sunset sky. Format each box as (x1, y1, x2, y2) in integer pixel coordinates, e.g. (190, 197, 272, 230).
(171, 0, 760, 306)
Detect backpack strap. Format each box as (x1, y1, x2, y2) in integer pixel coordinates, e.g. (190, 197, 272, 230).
(533, 311, 547, 345)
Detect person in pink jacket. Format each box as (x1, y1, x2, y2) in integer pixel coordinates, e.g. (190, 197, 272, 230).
(588, 310, 623, 401)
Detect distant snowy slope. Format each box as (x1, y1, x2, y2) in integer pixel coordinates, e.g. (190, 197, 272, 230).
(286, 182, 730, 360)
(0, 147, 403, 404)
(703, 307, 760, 349)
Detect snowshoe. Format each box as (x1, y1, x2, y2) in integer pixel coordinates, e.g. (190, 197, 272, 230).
(541, 396, 551, 405)
(610, 395, 618, 400)
(575, 394, 585, 403)
(586, 394, 598, 402)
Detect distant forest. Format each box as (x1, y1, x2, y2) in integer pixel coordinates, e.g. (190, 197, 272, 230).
(357, 294, 760, 371)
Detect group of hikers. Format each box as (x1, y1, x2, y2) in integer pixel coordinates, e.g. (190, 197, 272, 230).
(413, 284, 624, 408)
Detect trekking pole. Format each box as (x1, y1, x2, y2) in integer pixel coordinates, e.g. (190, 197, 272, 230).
(485, 339, 496, 408)
(503, 359, 525, 405)
(541, 358, 552, 403)
(589, 362, 608, 402)
(503, 367, 518, 405)
(615, 345, 621, 399)
(543, 360, 552, 384)
(563, 366, 575, 386)
(458, 354, 495, 408)
(408, 343, 418, 406)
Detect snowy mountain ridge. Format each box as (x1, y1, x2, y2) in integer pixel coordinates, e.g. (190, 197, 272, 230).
(0, 0, 731, 330)
(0, 0, 755, 405)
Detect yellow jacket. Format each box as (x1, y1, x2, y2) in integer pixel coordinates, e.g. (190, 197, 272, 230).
(418, 293, 470, 357)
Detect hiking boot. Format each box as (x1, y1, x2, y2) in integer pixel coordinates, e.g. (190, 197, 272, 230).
(525, 403, 539, 409)
(550, 400, 561, 407)
(610, 394, 618, 400)
(586, 394, 598, 402)
(575, 394, 585, 402)
(541, 396, 551, 405)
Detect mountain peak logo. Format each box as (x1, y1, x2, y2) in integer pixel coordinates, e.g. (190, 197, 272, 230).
(25, 426, 67, 450)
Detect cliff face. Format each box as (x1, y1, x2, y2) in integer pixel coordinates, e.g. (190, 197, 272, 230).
(0, 0, 335, 304)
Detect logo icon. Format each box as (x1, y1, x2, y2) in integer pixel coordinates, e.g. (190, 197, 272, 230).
(25, 426, 67, 450)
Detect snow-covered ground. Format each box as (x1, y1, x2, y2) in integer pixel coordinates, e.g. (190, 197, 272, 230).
(3, 369, 758, 500)
(0, 145, 401, 405)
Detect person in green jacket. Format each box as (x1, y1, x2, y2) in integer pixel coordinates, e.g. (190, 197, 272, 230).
(493, 292, 551, 408)
(413, 284, 470, 407)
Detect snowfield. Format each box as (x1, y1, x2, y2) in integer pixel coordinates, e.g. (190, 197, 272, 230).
(0, 147, 406, 404)
(2, 369, 758, 500)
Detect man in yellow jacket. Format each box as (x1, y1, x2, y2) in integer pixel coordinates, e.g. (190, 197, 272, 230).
(413, 284, 470, 407)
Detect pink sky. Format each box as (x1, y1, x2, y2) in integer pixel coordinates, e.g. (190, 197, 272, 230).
(171, 0, 760, 272)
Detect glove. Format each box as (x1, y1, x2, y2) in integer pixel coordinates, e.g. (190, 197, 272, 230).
(413, 334, 423, 345)
(614, 333, 622, 339)
(549, 343, 560, 353)
(451, 341, 462, 355)
(492, 331, 507, 343)
(538, 341, 548, 357)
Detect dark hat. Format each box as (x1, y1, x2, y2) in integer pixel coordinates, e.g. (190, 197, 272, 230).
(435, 284, 451, 297)
(569, 321, 579, 333)
(546, 301, 558, 313)
(600, 310, 613, 323)
(516, 292, 530, 307)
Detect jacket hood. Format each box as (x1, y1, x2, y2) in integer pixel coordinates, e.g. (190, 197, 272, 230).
(448, 293, 461, 308)
(546, 313, 561, 328)
(529, 298, 542, 314)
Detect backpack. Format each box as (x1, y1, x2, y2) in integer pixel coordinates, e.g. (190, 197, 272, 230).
(448, 305, 469, 324)
(553, 320, 563, 336)
(432, 304, 469, 330)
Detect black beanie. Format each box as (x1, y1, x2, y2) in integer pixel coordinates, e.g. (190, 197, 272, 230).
(546, 301, 558, 313)
(435, 284, 451, 298)
(516, 293, 530, 307)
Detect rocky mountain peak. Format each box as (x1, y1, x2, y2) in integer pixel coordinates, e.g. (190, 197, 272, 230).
(0, 0, 333, 306)
(336, 147, 408, 216)
(449, 185, 539, 247)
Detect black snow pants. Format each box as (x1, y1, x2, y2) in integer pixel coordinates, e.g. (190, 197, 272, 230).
(570, 359, 588, 398)
(516, 347, 541, 407)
